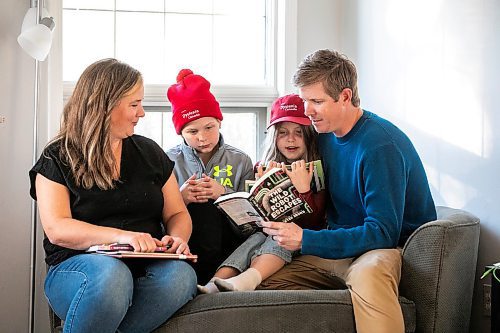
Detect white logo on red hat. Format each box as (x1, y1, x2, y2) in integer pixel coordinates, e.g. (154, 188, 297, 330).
(280, 103, 298, 112)
(181, 109, 200, 120)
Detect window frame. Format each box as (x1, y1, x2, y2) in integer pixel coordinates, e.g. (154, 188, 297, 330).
(50, 0, 299, 156)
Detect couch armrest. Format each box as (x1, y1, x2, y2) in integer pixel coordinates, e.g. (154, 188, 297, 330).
(400, 206, 480, 333)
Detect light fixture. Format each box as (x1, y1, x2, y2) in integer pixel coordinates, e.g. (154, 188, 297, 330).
(18, 1, 55, 332)
(17, 6, 55, 61)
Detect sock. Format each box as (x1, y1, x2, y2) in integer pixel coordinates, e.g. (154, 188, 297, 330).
(214, 268, 262, 292)
(197, 280, 219, 294)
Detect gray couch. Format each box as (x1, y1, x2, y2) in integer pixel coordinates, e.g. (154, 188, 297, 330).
(153, 206, 480, 333)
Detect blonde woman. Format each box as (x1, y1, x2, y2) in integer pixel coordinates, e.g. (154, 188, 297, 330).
(30, 59, 196, 333)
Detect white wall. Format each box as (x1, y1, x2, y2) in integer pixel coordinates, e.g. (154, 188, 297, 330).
(0, 1, 37, 332)
(327, 1, 499, 332)
(0, 0, 55, 332)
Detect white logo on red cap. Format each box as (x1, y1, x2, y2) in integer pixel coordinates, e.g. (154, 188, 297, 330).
(280, 103, 298, 112)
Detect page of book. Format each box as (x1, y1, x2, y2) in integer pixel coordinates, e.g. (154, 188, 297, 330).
(216, 196, 264, 227)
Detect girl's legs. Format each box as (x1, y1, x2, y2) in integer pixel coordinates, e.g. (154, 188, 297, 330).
(198, 232, 266, 293)
(214, 254, 285, 291)
(214, 235, 291, 292)
(45, 254, 133, 333)
(197, 266, 239, 294)
(118, 260, 197, 333)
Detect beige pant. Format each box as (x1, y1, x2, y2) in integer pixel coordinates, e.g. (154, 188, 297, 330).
(258, 249, 404, 333)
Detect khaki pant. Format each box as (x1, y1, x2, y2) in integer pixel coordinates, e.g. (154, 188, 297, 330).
(258, 249, 404, 333)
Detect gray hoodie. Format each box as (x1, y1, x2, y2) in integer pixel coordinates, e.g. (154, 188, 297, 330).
(166, 135, 254, 194)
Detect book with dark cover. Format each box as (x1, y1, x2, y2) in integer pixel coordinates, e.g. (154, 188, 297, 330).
(214, 167, 313, 233)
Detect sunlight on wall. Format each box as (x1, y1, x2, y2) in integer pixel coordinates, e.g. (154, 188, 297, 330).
(426, 165, 477, 209)
(385, 0, 487, 158)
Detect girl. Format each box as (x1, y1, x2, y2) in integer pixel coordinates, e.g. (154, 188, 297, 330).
(199, 94, 326, 293)
(166, 69, 254, 284)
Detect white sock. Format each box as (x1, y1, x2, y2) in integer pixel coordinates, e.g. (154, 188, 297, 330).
(197, 280, 219, 294)
(214, 268, 262, 292)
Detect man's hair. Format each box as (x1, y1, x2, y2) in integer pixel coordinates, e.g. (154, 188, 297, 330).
(260, 123, 320, 164)
(293, 49, 360, 107)
(51, 58, 142, 190)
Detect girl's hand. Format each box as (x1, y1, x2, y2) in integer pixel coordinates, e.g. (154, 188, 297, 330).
(256, 161, 279, 179)
(118, 231, 163, 252)
(283, 160, 313, 193)
(161, 235, 191, 255)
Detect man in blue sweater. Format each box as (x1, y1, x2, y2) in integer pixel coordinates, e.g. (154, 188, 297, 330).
(261, 49, 436, 333)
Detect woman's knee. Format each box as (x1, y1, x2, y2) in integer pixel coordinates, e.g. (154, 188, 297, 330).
(45, 255, 134, 320)
(155, 261, 197, 298)
(66, 255, 134, 304)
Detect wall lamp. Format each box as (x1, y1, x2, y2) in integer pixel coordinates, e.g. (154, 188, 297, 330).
(17, 1, 55, 332)
(17, 5, 55, 61)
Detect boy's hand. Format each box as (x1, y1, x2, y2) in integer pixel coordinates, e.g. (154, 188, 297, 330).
(195, 173, 225, 200)
(180, 174, 209, 204)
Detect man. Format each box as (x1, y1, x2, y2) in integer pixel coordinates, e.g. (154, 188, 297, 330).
(260, 49, 436, 333)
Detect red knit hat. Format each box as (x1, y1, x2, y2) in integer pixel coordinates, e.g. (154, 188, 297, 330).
(267, 94, 311, 129)
(167, 69, 223, 134)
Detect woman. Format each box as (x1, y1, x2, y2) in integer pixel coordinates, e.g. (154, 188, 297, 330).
(29, 58, 197, 333)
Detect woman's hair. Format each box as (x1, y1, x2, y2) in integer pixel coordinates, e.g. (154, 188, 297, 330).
(260, 123, 320, 164)
(293, 49, 360, 107)
(51, 58, 142, 190)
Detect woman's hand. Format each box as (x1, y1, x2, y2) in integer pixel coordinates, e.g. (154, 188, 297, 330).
(161, 235, 191, 255)
(118, 231, 163, 252)
(282, 160, 313, 193)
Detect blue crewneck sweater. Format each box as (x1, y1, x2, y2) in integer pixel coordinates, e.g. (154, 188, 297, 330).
(302, 111, 436, 259)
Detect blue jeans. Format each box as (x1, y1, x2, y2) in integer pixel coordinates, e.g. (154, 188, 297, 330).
(45, 254, 197, 333)
(219, 232, 295, 272)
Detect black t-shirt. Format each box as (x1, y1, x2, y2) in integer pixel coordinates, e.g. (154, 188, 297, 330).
(29, 135, 174, 266)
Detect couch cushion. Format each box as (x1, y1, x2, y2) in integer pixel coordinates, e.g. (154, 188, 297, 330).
(155, 290, 416, 333)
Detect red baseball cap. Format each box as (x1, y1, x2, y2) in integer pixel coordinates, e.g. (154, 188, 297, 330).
(267, 94, 311, 129)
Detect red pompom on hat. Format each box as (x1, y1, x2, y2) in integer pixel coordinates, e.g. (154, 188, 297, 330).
(167, 69, 223, 134)
(267, 94, 311, 129)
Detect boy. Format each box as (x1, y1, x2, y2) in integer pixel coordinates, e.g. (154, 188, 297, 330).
(166, 69, 254, 284)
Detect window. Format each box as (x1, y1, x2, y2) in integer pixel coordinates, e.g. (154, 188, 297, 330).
(63, 0, 271, 85)
(136, 107, 266, 162)
(62, 0, 278, 161)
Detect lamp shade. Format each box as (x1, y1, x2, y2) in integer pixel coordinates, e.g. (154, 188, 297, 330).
(17, 24, 53, 61)
(17, 7, 55, 61)
(20, 7, 49, 33)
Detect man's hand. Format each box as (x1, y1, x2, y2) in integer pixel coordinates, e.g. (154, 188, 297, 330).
(261, 221, 303, 251)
